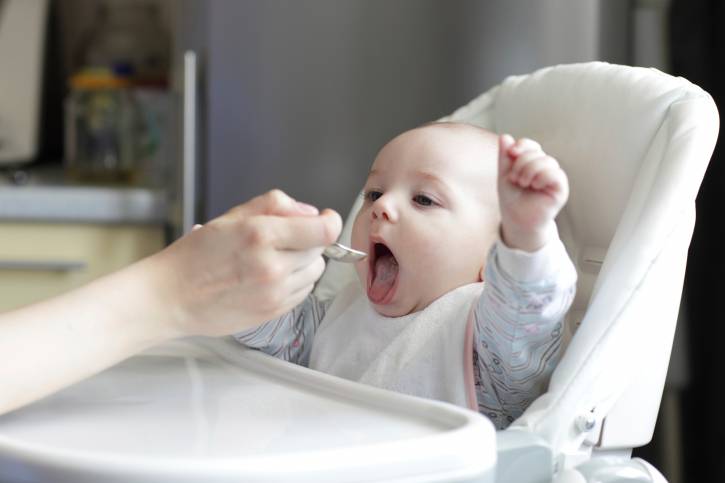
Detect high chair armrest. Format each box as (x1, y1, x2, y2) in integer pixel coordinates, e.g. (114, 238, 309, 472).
(556, 456, 667, 483)
(496, 429, 554, 483)
(496, 429, 668, 483)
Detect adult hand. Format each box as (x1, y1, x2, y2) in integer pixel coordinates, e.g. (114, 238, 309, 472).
(147, 189, 342, 338)
(0, 189, 341, 415)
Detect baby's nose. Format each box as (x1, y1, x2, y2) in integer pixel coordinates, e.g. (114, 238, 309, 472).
(372, 196, 398, 222)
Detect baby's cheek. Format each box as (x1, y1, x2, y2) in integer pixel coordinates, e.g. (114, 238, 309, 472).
(409, 229, 442, 256)
(350, 216, 369, 285)
(409, 240, 443, 273)
(350, 215, 367, 251)
(412, 227, 481, 287)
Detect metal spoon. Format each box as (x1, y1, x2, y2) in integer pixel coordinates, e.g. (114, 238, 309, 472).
(323, 242, 367, 263)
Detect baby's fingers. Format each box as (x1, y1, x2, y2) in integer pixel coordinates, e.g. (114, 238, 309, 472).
(508, 138, 542, 158)
(509, 153, 558, 186)
(531, 167, 569, 199)
(498, 134, 516, 176)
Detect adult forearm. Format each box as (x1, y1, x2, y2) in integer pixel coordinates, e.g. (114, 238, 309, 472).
(0, 257, 175, 415)
(0, 190, 342, 416)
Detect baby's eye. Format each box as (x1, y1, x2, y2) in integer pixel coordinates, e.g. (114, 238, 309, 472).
(365, 190, 383, 202)
(413, 194, 435, 207)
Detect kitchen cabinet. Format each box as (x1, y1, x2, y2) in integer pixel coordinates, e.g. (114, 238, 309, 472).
(0, 222, 163, 312)
(0, 169, 168, 312)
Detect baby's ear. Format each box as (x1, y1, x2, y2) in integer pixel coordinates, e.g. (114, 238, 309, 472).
(478, 263, 486, 283)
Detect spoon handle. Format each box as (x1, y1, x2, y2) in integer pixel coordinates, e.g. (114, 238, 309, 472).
(323, 243, 367, 263)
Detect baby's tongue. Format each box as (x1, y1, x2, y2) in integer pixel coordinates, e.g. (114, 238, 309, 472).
(370, 254, 398, 302)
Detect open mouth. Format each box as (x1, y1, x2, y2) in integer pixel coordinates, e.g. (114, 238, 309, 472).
(367, 241, 399, 304)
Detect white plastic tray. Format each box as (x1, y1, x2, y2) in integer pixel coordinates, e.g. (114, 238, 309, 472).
(0, 337, 496, 482)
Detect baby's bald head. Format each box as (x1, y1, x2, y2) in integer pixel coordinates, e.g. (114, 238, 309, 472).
(379, 121, 501, 215)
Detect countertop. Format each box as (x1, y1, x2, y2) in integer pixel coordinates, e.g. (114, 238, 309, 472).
(0, 166, 169, 224)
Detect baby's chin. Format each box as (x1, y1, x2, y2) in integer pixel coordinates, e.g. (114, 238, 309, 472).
(370, 302, 411, 318)
(369, 289, 435, 318)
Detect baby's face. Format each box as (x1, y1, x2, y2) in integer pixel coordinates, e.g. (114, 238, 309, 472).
(351, 124, 500, 317)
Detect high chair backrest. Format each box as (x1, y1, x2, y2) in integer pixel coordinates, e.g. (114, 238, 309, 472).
(314, 62, 718, 462)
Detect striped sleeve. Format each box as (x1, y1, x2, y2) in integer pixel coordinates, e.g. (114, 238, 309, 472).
(473, 238, 576, 429)
(233, 294, 331, 367)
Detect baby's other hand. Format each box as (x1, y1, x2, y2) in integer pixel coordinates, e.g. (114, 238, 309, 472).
(497, 134, 569, 252)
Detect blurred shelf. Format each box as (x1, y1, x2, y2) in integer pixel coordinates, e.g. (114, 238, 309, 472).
(0, 165, 168, 224)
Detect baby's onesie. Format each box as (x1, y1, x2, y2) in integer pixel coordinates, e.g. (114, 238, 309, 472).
(235, 238, 576, 429)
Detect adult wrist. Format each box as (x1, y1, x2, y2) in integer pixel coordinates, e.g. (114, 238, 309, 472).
(112, 255, 185, 346)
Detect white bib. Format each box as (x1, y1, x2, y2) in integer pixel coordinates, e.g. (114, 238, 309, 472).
(309, 281, 482, 409)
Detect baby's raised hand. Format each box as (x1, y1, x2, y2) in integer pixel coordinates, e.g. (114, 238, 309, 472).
(497, 134, 569, 252)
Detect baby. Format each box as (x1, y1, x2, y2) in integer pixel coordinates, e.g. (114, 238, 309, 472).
(236, 122, 576, 429)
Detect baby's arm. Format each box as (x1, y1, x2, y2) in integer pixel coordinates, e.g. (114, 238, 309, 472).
(474, 239, 576, 429)
(234, 294, 330, 367)
(473, 135, 576, 429)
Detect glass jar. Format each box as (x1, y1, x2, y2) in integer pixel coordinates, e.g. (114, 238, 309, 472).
(64, 70, 146, 182)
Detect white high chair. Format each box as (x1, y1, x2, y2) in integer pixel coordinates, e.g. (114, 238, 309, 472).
(317, 61, 720, 482)
(0, 62, 717, 483)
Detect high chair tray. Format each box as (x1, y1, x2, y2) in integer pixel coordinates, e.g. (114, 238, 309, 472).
(0, 337, 496, 482)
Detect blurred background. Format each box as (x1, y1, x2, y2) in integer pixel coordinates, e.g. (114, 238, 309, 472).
(0, 0, 720, 481)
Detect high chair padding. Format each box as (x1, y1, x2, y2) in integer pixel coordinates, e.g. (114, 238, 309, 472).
(315, 62, 719, 468)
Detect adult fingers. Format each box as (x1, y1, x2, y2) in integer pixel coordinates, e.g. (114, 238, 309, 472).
(245, 209, 342, 250)
(282, 256, 327, 296)
(257, 259, 324, 320)
(278, 283, 316, 318)
(226, 189, 319, 219)
(278, 247, 326, 273)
